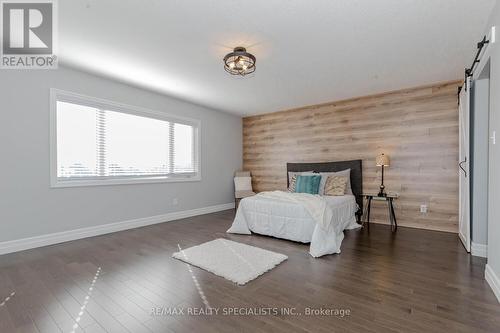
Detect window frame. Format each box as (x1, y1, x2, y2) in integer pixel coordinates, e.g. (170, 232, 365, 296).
(49, 88, 201, 188)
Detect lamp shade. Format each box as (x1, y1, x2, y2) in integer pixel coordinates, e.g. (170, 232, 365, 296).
(376, 153, 390, 167)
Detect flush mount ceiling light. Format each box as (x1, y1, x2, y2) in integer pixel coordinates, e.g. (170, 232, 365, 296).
(223, 47, 256, 76)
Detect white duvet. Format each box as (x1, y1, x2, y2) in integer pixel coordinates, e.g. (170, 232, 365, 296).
(227, 191, 360, 257)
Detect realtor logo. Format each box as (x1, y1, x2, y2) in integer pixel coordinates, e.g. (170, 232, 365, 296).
(1, 0, 57, 69)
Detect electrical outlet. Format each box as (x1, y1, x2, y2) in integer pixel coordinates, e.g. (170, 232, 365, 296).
(420, 204, 428, 214)
(172, 198, 178, 206)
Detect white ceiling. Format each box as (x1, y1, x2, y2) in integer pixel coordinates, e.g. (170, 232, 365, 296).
(60, 0, 495, 116)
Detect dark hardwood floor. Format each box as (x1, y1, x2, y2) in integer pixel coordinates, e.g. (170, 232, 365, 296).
(0, 209, 499, 333)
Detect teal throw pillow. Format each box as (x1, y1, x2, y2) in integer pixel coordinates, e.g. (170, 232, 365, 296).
(294, 175, 321, 194)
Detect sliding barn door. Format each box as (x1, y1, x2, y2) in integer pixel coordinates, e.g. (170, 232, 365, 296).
(458, 78, 471, 252)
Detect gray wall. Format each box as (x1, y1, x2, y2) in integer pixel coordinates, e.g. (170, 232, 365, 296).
(471, 78, 489, 245)
(485, 1, 500, 293)
(0, 66, 242, 242)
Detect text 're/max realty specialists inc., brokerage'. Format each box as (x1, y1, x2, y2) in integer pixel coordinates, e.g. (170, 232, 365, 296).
(150, 306, 352, 318)
(1, 0, 57, 69)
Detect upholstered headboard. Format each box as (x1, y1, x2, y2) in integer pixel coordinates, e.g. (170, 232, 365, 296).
(287, 160, 363, 219)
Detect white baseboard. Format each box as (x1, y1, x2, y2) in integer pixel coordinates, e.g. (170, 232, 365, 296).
(0, 202, 235, 256)
(471, 242, 488, 258)
(485, 264, 500, 303)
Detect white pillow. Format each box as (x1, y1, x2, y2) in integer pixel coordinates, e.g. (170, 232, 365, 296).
(318, 169, 352, 195)
(234, 176, 252, 192)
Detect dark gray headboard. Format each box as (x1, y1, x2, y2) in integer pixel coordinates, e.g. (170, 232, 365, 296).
(287, 160, 363, 219)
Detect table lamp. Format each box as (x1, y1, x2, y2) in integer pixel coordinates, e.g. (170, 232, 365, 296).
(376, 153, 390, 197)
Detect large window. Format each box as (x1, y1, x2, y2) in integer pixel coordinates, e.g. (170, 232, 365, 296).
(50, 89, 200, 187)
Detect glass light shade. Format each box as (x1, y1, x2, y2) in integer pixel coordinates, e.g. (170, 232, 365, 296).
(376, 153, 390, 166)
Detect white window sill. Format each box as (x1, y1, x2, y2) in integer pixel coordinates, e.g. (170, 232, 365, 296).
(51, 175, 202, 188)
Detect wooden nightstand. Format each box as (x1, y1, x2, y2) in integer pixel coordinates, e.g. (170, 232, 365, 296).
(362, 193, 399, 232)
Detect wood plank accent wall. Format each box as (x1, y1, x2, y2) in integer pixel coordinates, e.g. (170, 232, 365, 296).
(243, 81, 461, 233)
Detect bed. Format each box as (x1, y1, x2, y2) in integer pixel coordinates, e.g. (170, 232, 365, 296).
(227, 160, 363, 257)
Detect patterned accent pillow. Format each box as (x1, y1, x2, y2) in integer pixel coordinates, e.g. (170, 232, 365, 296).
(295, 175, 322, 194)
(324, 176, 348, 196)
(288, 175, 297, 192)
(318, 169, 352, 195)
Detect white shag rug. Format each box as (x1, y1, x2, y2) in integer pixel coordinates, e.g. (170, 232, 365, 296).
(172, 238, 288, 285)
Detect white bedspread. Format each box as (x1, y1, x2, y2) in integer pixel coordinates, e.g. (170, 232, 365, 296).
(227, 191, 360, 257)
(254, 191, 334, 229)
